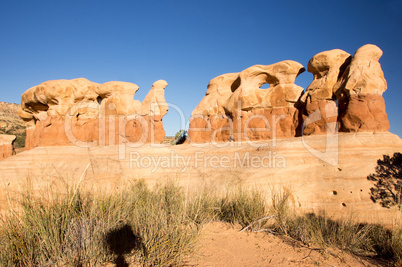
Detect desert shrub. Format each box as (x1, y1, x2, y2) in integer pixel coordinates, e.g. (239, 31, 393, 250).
(368, 152, 402, 210)
(217, 187, 267, 227)
(171, 130, 187, 145)
(14, 131, 26, 148)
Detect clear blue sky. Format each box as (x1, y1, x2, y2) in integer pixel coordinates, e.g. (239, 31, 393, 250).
(0, 0, 401, 136)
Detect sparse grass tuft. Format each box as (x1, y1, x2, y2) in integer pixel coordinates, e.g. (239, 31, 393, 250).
(217, 187, 267, 227)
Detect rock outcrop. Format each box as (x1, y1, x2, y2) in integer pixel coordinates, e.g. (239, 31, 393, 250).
(189, 44, 389, 143)
(1, 132, 402, 225)
(189, 61, 305, 143)
(300, 49, 351, 135)
(0, 134, 16, 160)
(19, 78, 169, 149)
(225, 61, 305, 141)
(188, 73, 239, 143)
(334, 44, 389, 132)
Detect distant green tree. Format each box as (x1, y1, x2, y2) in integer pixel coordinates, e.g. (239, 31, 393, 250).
(171, 130, 187, 145)
(368, 152, 402, 210)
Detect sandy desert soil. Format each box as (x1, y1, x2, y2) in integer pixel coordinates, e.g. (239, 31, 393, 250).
(101, 221, 385, 267)
(189, 222, 386, 267)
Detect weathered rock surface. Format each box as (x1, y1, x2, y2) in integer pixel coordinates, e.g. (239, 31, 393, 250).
(1, 132, 401, 225)
(188, 61, 305, 143)
(19, 78, 169, 149)
(188, 73, 239, 143)
(334, 44, 389, 132)
(189, 44, 390, 143)
(0, 134, 16, 160)
(226, 61, 305, 141)
(300, 49, 351, 135)
(129, 80, 169, 143)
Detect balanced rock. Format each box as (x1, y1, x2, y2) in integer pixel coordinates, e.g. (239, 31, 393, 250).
(19, 78, 169, 149)
(334, 44, 389, 132)
(300, 49, 351, 135)
(0, 134, 16, 160)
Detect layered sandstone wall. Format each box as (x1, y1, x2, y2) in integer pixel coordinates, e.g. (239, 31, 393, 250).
(188, 44, 389, 143)
(19, 78, 169, 149)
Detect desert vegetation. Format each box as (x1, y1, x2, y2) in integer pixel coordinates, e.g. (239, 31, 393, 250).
(0, 178, 401, 266)
(368, 152, 402, 210)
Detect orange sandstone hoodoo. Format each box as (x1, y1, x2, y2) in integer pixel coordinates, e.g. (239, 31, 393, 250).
(188, 44, 389, 143)
(18, 79, 169, 150)
(17, 44, 390, 148)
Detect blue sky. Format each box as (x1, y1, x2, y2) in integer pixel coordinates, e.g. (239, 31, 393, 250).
(0, 0, 401, 136)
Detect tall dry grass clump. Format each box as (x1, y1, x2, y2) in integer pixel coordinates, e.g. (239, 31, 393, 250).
(0, 180, 200, 266)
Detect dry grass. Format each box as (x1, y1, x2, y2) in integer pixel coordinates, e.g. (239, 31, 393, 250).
(0, 178, 401, 266)
(0, 180, 200, 266)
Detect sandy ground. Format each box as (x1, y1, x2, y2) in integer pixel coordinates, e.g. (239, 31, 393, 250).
(189, 222, 385, 267)
(104, 221, 386, 266)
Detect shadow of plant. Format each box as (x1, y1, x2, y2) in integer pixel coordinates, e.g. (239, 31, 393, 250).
(105, 224, 144, 267)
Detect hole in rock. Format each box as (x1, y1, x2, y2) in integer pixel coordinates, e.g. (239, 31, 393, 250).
(333, 191, 338, 195)
(259, 83, 270, 89)
(342, 203, 347, 207)
(97, 96, 103, 105)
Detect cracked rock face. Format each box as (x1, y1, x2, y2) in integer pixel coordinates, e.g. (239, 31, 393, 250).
(19, 79, 169, 149)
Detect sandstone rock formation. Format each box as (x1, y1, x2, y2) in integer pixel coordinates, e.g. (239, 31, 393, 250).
(188, 61, 305, 143)
(334, 44, 389, 132)
(225, 61, 305, 141)
(300, 49, 351, 135)
(1, 132, 401, 226)
(127, 80, 169, 143)
(19, 78, 169, 149)
(189, 44, 390, 143)
(0, 134, 16, 160)
(188, 73, 239, 143)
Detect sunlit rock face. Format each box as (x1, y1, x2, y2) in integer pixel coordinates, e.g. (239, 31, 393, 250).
(300, 49, 351, 135)
(0, 134, 16, 160)
(19, 78, 169, 149)
(189, 61, 305, 143)
(188, 73, 239, 143)
(188, 44, 390, 143)
(334, 44, 389, 133)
